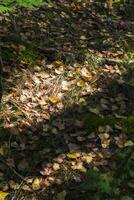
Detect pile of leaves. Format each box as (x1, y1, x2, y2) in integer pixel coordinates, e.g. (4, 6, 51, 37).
(0, 0, 134, 200)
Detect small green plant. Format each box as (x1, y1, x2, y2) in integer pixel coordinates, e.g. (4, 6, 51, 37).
(80, 167, 120, 199)
(18, 46, 39, 68)
(0, 0, 45, 12)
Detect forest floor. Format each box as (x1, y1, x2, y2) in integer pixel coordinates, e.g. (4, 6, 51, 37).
(0, 1, 134, 200)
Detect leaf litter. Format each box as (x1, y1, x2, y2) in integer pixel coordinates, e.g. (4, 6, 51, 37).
(0, 0, 134, 199)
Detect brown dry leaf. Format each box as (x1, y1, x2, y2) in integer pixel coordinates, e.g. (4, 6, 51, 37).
(71, 162, 87, 173)
(61, 81, 69, 91)
(53, 163, 60, 171)
(82, 155, 93, 164)
(99, 133, 110, 148)
(114, 134, 127, 148)
(40, 167, 53, 176)
(38, 99, 47, 106)
(22, 184, 32, 192)
(80, 35, 87, 40)
(55, 66, 64, 74)
(33, 66, 42, 72)
(41, 113, 50, 120)
(53, 157, 64, 164)
(80, 67, 91, 81)
(94, 159, 108, 166)
(54, 61, 64, 67)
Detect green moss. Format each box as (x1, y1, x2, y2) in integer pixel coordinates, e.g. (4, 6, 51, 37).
(85, 113, 117, 132)
(17, 45, 39, 68)
(122, 116, 134, 135)
(85, 113, 134, 135)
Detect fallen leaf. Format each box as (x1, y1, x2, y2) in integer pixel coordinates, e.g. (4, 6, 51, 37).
(82, 155, 93, 163)
(115, 134, 127, 148)
(71, 162, 87, 173)
(54, 61, 64, 67)
(32, 178, 42, 190)
(0, 191, 8, 200)
(77, 80, 85, 87)
(49, 96, 59, 104)
(75, 67, 81, 74)
(89, 108, 100, 115)
(99, 133, 110, 148)
(40, 167, 53, 176)
(124, 140, 134, 147)
(67, 153, 78, 159)
(80, 67, 91, 81)
(53, 163, 60, 171)
(80, 35, 87, 40)
(61, 81, 69, 91)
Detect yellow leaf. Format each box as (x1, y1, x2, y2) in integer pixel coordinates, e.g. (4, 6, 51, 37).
(0, 191, 8, 200)
(77, 80, 85, 87)
(76, 67, 81, 74)
(67, 153, 78, 159)
(49, 96, 59, 104)
(32, 178, 41, 190)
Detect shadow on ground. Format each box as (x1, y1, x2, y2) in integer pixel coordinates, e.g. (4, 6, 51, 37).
(0, 70, 134, 199)
(1, 1, 134, 67)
